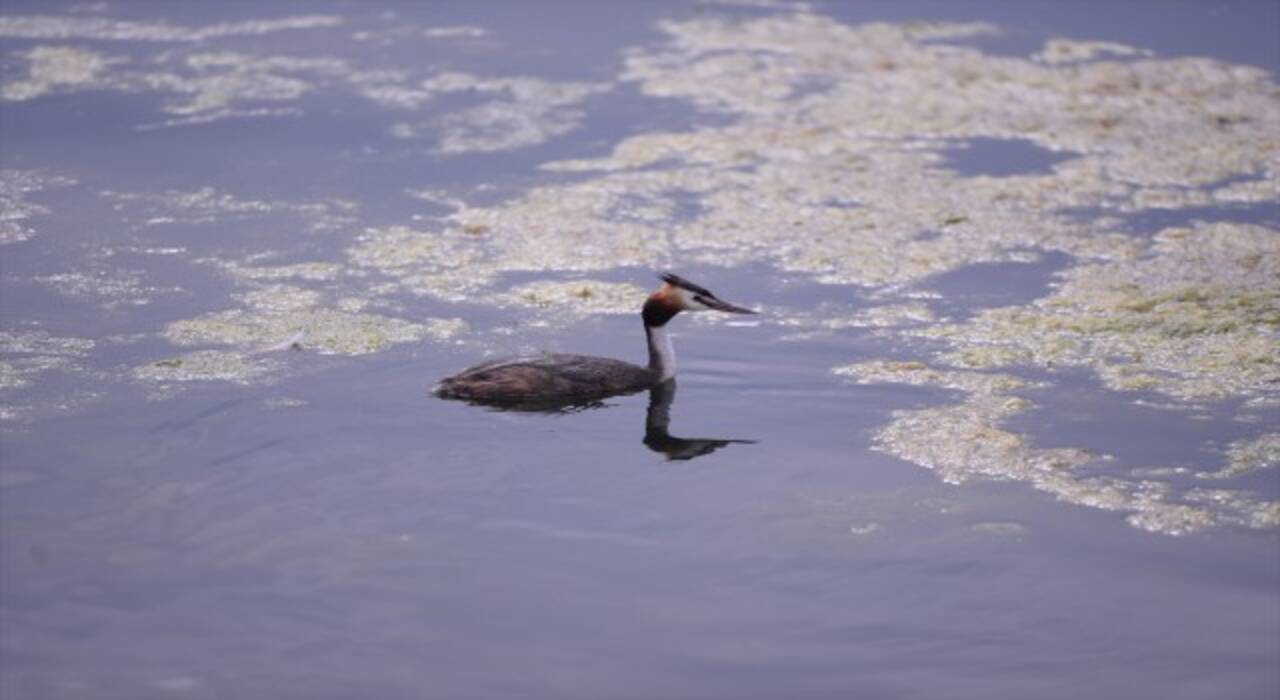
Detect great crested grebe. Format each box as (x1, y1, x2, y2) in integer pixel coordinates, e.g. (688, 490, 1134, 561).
(434, 273, 756, 405)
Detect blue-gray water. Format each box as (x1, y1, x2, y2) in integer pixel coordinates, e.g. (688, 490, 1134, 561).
(2, 2, 1278, 699)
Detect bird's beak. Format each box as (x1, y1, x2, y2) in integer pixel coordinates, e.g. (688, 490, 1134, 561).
(697, 295, 757, 314)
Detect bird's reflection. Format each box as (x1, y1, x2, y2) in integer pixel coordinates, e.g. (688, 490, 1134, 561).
(451, 380, 755, 462)
(642, 380, 756, 461)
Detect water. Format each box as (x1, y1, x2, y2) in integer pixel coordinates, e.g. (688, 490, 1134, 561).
(2, 2, 1278, 698)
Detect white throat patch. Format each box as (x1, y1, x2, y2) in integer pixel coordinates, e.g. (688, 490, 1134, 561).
(647, 324, 677, 380)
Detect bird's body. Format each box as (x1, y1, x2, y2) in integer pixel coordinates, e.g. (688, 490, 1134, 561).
(434, 273, 754, 406)
(434, 352, 656, 402)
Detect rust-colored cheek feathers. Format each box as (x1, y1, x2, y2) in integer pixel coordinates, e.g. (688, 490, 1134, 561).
(642, 291, 682, 327)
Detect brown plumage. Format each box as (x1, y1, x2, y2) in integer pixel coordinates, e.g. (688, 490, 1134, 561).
(434, 353, 656, 403)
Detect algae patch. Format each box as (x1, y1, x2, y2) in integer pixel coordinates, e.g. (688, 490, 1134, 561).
(927, 223, 1280, 401)
(501, 280, 649, 315)
(164, 308, 464, 356)
(137, 304, 465, 390)
(388, 72, 611, 154)
(103, 187, 358, 232)
(833, 225, 1279, 534)
(133, 350, 278, 386)
(0, 329, 95, 392)
(200, 259, 344, 284)
(0, 330, 95, 357)
(345, 225, 491, 303)
(0, 170, 75, 245)
(0, 45, 118, 101)
(834, 360, 1272, 536)
(1033, 39, 1151, 65)
(446, 11, 1275, 291)
(0, 330, 99, 422)
(0, 15, 343, 42)
(38, 268, 166, 308)
(135, 278, 467, 390)
(2, 19, 609, 139)
(1200, 433, 1280, 480)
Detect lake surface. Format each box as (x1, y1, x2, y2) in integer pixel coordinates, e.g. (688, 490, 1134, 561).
(2, 2, 1278, 698)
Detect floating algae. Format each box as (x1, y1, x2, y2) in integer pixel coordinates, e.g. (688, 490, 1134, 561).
(0, 170, 75, 245)
(129, 52, 357, 127)
(453, 13, 1280, 290)
(134, 304, 464, 391)
(103, 187, 358, 232)
(13, 9, 1271, 294)
(420, 25, 491, 39)
(389, 72, 611, 153)
(835, 362, 1089, 486)
(0, 356, 76, 392)
(834, 361, 1273, 536)
(0, 330, 95, 357)
(199, 259, 344, 284)
(0, 45, 118, 101)
(1212, 176, 1280, 205)
(832, 226, 1278, 533)
(233, 285, 323, 314)
(1032, 39, 1151, 65)
(1, 43, 348, 128)
(0, 340, 90, 396)
(160, 283, 466, 357)
(163, 308, 465, 356)
(833, 360, 1032, 396)
(0, 14, 342, 42)
(345, 225, 491, 303)
(775, 303, 936, 342)
(0, 331, 99, 422)
(37, 268, 164, 308)
(501, 280, 649, 315)
(347, 225, 486, 276)
(264, 396, 308, 409)
(1198, 434, 1280, 480)
(126, 272, 468, 392)
(2, 18, 609, 140)
(133, 350, 278, 386)
(926, 222, 1280, 401)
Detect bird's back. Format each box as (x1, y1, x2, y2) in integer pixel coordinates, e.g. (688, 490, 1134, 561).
(434, 353, 656, 404)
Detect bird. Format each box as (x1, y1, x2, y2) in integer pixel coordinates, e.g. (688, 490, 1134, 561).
(433, 273, 756, 406)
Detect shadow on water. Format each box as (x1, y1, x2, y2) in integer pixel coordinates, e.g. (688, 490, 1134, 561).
(441, 379, 757, 462)
(643, 380, 757, 461)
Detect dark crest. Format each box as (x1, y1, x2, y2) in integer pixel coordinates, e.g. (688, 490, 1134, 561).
(659, 272, 711, 297)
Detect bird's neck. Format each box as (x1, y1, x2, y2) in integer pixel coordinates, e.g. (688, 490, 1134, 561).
(646, 323, 676, 381)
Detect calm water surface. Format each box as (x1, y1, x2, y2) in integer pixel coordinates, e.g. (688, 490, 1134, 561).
(2, 2, 1278, 698)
